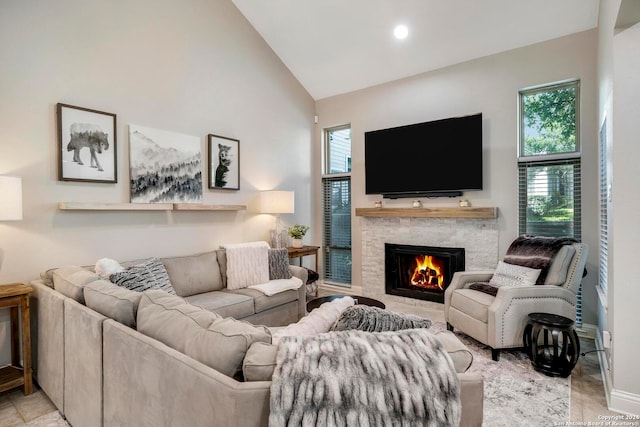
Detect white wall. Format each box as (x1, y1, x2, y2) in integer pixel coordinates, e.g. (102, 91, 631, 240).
(611, 16, 640, 414)
(0, 0, 314, 361)
(597, 0, 640, 414)
(315, 30, 599, 325)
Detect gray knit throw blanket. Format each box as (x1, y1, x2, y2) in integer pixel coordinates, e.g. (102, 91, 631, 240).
(269, 328, 461, 427)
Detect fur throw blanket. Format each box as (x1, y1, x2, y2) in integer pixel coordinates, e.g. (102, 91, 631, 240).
(330, 305, 432, 332)
(269, 329, 461, 427)
(503, 235, 577, 285)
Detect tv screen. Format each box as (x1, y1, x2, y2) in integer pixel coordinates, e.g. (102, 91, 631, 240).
(364, 113, 483, 198)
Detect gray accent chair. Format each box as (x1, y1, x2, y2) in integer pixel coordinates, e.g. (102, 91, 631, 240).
(444, 242, 588, 361)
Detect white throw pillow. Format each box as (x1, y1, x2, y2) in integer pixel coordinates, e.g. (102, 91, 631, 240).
(95, 258, 125, 279)
(222, 242, 270, 290)
(489, 261, 541, 288)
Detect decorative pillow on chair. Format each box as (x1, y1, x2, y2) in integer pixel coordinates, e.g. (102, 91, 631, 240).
(488, 260, 541, 288)
(330, 305, 432, 332)
(268, 248, 292, 280)
(109, 257, 176, 295)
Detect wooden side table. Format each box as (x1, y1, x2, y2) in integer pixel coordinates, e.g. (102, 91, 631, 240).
(0, 283, 33, 395)
(287, 245, 320, 272)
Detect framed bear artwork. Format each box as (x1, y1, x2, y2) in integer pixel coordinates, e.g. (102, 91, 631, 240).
(208, 134, 239, 190)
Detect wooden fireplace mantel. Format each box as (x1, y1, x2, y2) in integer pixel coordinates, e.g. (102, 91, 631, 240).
(355, 207, 498, 219)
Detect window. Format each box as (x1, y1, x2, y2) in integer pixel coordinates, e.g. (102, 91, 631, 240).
(518, 80, 583, 325)
(598, 119, 609, 299)
(322, 125, 351, 286)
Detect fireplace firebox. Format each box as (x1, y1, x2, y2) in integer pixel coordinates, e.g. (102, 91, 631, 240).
(385, 243, 465, 303)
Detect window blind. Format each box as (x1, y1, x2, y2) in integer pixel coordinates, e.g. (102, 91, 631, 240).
(518, 158, 583, 325)
(598, 122, 609, 298)
(322, 176, 351, 285)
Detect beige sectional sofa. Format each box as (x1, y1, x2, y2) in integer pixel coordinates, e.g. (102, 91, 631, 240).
(30, 249, 484, 427)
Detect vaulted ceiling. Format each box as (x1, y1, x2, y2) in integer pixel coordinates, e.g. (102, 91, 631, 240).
(232, 0, 600, 100)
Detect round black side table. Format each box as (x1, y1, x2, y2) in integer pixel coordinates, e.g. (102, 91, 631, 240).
(523, 312, 580, 378)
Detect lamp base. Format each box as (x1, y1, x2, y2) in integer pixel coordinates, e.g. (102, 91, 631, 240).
(270, 229, 289, 248)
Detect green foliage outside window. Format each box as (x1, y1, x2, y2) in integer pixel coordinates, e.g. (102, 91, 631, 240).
(522, 86, 577, 156)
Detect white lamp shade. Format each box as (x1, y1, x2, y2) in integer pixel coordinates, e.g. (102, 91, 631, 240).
(259, 191, 294, 214)
(0, 176, 23, 221)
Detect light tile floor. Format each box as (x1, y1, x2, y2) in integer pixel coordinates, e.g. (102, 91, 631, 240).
(0, 385, 67, 427)
(0, 293, 621, 426)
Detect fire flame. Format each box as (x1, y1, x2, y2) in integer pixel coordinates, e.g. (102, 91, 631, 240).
(410, 255, 444, 290)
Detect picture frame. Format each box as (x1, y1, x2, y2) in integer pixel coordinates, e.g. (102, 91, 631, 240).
(57, 103, 117, 183)
(208, 134, 239, 190)
(129, 125, 202, 203)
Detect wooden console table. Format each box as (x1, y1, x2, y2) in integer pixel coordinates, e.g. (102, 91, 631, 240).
(0, 283, 33, 395)
(287, 245, 320, 271)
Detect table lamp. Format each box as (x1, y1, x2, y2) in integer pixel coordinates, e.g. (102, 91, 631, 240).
(0, 176, 22, 221)
(259, 190, 294, 248)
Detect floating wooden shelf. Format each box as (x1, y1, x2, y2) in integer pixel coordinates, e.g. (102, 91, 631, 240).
(173, 203, 246, 211)
(58, 202, 247, 211)
(355, 207, 498, 219)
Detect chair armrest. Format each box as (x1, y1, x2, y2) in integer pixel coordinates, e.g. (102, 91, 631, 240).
(487, 285, 577, 348)
(446, 271, 495, 293)
(490, 285, 576, 309)
(444, 271, 495, 318)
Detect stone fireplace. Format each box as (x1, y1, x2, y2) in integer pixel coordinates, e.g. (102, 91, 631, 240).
(357, 207, 499, 311)
(385, 243, 465, 303)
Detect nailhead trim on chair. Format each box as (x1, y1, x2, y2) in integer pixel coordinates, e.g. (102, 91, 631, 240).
(498, 295, 575, 348)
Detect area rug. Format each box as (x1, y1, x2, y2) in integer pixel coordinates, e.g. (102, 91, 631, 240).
(431, 321, 570, 427)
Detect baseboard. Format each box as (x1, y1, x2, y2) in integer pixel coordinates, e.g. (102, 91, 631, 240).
(609, 389, 640, 416)
(595, 329, 640, 416)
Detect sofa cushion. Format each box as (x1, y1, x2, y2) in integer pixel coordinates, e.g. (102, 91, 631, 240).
(184, 291, 255, 319)
(228, 288, 298, 314)
(185, 317, 271, 379)
(52, 266, 101, 303)
(162, 251, 223, 297)
(243, 327, 473, 382)
(450, 289, 494, 324)
(544, 244, 576, 286)
(268, 248, 292, 280)
(137, 290, 220, 353)
(109, 258, 176, 295)
(243, 342, 278, 382)
(84, 280, 142, 328)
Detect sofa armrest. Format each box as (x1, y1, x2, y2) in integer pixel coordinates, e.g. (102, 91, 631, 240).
(289, 265, 308, 284)
(458, 372, 484, 427)
(288, 265, 307, 320)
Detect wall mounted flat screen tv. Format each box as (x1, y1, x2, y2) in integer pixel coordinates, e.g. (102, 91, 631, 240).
(365, 113, 483, 198)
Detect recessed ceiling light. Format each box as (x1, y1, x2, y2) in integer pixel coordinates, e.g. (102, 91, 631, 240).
(394, 25, 408, 40)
